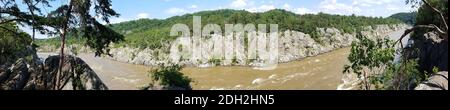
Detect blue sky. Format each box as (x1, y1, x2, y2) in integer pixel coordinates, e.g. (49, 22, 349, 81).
(16, 0, 417, 38)
(104, 0, 416, 23)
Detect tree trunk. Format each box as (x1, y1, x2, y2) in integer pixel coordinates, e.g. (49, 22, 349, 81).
(25, 1, 36, 45)
(56, 31, 66, 90)
(56, 3, 73, 90)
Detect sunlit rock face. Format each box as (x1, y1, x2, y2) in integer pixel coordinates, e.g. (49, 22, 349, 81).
(107, 24, 407, 68)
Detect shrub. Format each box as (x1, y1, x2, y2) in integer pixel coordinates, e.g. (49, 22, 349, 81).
(143, 63, 193, 90)
(344, 33, 395, 90)
(371, 59, 423, 90)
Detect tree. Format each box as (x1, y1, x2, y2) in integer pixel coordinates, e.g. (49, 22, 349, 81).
(344, 33, 395, 90)
(1, 0, 123, 90)
(23, 0, 48, 44)
(140, 63, 193, 90)
(344, 0, 448, 90)
(46, 0, 123, 90)
(1, 0, 51, 43)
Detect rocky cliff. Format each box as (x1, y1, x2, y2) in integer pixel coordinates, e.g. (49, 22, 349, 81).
(413, 32, 448, 73)
(411, 31, 448, 90)
(107, 24, 407, 67)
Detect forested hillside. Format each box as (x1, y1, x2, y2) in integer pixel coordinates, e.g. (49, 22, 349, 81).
(38, 9, 402, 49)
(389, 12, 417, 25)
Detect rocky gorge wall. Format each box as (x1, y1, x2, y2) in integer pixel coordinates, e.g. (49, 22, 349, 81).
(107, 24, 408, 67)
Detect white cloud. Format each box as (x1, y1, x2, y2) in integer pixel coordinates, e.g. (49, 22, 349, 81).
(231, 0, 248, 8)
(281, 3, 315, 15)
(294, 7, 316, 14)
(386, 4, 399, 11)
(96, 14, 128, 24)
(166, 8, 189, 15)
(258, 5, 275, 11)
(352, 0, 393, 6)
(189, 5, 198, 9)
(319, 0, 361, 15)
(246, 4, 275, 12)
(283, 3, 291, 9)
(136, 13, 150, 19)
(110, 18, 128, 24)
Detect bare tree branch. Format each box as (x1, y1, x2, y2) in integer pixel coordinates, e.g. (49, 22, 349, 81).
(421, 0, 448, 31)
(394, 24, 448, 48)
(0, 19, 23, 25)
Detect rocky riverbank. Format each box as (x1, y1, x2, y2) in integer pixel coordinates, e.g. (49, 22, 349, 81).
(105, 24, 407, 67)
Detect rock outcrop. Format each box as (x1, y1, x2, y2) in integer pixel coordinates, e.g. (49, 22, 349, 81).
(0, 46, 107, 90)
(411, 31, 448, 90)
(415, 32, 448, 73)
(107, 24, 407, 67)
(415, 71, 448, 90)
(45, 55, 108, 90)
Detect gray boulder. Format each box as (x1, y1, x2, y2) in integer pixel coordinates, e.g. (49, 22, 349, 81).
(45, 55, 108, 90)
(0, 59, 30, 90)
(415, 71, 448, 90)
(0, 55, 109, 90)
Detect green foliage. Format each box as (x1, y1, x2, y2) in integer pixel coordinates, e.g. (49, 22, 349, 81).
(208, 58, 222, 66)
(81, 21, 124, 56)
(344, 33, 427, 90)
(232, 56, 239, 65)
(415, 0, 447, 26)
(344, 33, 395, 90)
(432, 66, 440, 74)
(36, 9, 402, 52)
(344, 33, 395, 76)
(359, 0, 448, 90)
(0, 23, 32, 63)
(0, 0, 52, 35)
(371, 59, 422, 90)
(35, 35, 86, 48)
(410, 0, 447, 40)
(147, 64, 193, 90)
(389, 12, 417, 25)
(2, 0, 124, 56)
(122, 27, 174, 49)
(14, 0, 123, 58)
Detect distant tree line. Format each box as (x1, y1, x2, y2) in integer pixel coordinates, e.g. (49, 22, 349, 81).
(389, 12, 417, 25)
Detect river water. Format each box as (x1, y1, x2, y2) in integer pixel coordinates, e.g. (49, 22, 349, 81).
(37, 29, 408, 90)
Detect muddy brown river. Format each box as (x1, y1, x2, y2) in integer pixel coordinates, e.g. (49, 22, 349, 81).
(182, 48, 350, 90)
(37, 29, 407, 90)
